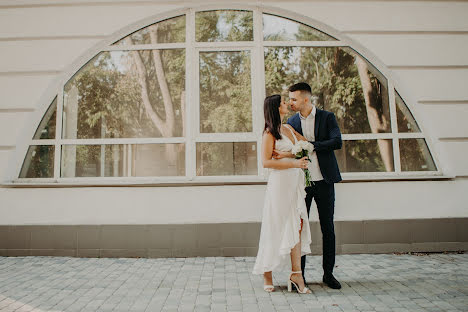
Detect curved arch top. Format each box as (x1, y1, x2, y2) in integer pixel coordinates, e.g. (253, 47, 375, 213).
(8, 5, 442, 184)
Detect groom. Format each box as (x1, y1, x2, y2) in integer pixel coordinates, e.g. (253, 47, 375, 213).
(286, 82, 342, 289)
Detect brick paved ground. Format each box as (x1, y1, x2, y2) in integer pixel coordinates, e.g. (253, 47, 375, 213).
(0, 253, 466, 312)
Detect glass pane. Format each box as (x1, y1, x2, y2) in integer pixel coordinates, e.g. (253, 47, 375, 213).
(61, 144, 185, 177)
(396, 91, 421, 133)
(400, 139, 436, 171)
(33, 97, 56, 139)
(199, 51, 252, 133)
(264, 47, 391, 134)
(63, 50, 185, 139)
(263, 14, 335, 41)
(335, 140, 394, 172)
(196, 142, 257, 176)
(196, 10, 253, 42)
(133, 144, 185, 177)
(19, 145, 54, 178)
(112, 15, 185, 45)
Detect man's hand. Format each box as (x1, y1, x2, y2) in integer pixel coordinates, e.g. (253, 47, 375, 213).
(310, 142, 315, 153)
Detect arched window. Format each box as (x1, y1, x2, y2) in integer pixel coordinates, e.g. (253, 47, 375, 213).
(16, 7, 439, 184)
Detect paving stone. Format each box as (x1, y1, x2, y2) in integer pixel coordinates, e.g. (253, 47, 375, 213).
(0, 253, 466, 312)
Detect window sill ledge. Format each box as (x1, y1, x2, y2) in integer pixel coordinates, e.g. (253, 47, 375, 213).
(0, 174, 456, 188)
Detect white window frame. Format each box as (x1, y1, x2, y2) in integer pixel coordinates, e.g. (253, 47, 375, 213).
(7, 5, 447, 186)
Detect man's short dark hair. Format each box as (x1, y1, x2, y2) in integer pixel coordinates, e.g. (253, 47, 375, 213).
(288, 82, 312, 95)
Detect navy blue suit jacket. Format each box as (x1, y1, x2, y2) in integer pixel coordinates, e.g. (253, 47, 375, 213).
(287, 109, 342, 184)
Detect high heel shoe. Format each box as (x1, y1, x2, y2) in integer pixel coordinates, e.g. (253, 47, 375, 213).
(288, 271, 311, 294)
(263, 272, 275, 292)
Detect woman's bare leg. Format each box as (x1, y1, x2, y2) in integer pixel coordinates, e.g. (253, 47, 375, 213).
(290, 219, 309, 292)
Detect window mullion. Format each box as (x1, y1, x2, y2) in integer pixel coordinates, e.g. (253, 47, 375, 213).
(263, 41, 343, 47)
(127, 144, 132, 177)
(194, 42, 256, 49)
(196, 46, 255, 52)
(186, 9, 196, 181)
(54, 87, 64, 179)
(195, 134, 258, 143)
(388, 81, 401, 173)
(29, 140, 56, 145)
(254, 8, 265, 179)
(104, 43, 186, 51)
(59, 138, 185, 145)
(342, 133, 394, 140)
(396, 133, 426, 139)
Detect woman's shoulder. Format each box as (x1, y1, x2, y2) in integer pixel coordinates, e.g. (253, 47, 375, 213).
(264, 129, 283, 139)
(263, 130, 278, 140)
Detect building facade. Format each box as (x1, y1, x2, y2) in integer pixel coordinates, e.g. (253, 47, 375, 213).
(1, 0, 467, 257)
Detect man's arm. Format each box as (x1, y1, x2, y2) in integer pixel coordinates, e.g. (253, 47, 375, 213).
(312, 113, 342, 152)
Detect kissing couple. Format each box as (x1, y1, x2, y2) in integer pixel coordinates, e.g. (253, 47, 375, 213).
(252, 82, 343, 293)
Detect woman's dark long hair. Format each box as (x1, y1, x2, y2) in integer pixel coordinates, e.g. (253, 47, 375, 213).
(263, 94, 282, 140)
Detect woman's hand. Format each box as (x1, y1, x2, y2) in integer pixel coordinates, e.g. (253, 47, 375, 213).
(272, 149, 294, 159)
(295, 156, 309, 169)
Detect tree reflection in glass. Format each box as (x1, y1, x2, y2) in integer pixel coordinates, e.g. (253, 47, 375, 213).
(61, 144, 185, 177)
(199, 51, 252, 133)
(112, 15, 186, 45)
(19, 145, 54, 178)
(396, 91, 421, 133)
(400, 139, 436, 171)
(196, 142, 257, 176)
(63, 49, 185, 139)
(18, 10, 439, 180)
(33, 97, 56, 140)
(196, 10, 253, 42)
(265, 47, 390, 133)
(63, 26, 186, 178)
(263, 14, 335, 41)
(335, 140, 394, 172)
(265, 46, 394, 172)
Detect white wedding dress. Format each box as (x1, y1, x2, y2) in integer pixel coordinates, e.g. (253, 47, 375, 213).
(252, 125, 312, 275)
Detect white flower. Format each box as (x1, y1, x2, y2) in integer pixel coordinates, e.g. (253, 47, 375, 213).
(291, 144, 301, 155)
(303, 141, 314, 153)
(292, 141, 314, 155)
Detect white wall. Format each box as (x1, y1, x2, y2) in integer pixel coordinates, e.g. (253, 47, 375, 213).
(1, 180, 467, 225)
(1, 0, 467, 224)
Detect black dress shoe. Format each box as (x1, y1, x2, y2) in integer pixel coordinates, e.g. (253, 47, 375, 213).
(323, 274, 341, 289)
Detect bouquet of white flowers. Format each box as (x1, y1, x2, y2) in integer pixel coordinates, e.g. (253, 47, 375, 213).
(291, 141, 314, 187)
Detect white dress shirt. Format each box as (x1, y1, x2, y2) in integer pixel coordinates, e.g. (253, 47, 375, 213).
(300, 106, 324, 181)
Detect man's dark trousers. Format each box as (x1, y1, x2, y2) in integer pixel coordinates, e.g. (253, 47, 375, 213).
(302, 180, 336, 279)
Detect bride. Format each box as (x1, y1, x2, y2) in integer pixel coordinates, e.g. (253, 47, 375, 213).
(252, 94, 312, 294)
